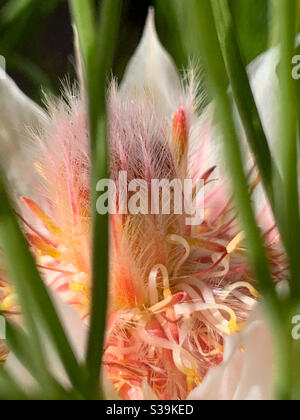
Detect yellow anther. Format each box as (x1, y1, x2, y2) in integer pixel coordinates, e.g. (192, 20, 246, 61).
(250, 171, 261, 194)
(149, 295, 172, 314)
(34, 162, 48, 182)
(163, 288, 172, 299)
(70, 282, 88, 295)
(0, 293, 18, 311)
(224, 281, 259, 299)
(226, 231, 245, 254)
(186, 372, 202, 393)
(248, 285, 259, 299)
(228, 317, 237, 334)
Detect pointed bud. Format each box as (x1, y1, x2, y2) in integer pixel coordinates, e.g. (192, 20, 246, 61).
(173, 107, 188, 159)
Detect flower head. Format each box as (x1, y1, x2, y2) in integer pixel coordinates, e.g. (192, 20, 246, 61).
(0, 10, 286, 401)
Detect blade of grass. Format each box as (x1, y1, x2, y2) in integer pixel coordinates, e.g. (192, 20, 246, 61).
(0, 368, 29, 400)
(3, 320, 35, 373)
(275, 0, 300, 301)
(165, 0, 228, 107)
(190, 0, 280, 316)
(230, 0, 269, 64)
(196, 0, 300, 400)
(155, 0, 188, 68)
(70, 0, 122, 397)
(0, 247, 65, 395)
(3, 318, 72, 397)
(211, 0, 300, 297)
(211, 0, 273, 201)
(87, 0, 122, 396)
(0, 0, 63, 25)
(69, 0, 96, 69)
(211, 0, 299, 308)
(0, 176, 85, 395)
(0, 0, 38, 25)
(3, 318, 51, 383)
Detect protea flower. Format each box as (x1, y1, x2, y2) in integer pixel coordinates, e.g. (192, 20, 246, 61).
(0, 11, 284, 400)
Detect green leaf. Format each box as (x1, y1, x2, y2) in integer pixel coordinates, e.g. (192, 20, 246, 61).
(230, 0, 269, 64)
(70, 0, 122, 397)
(274, 0, 300, 300)
(3, 318, 71, 397)
(0, 368, 29, 400)
(155, 0, 187, 68)
(0, 0, 38, 25)
(69, 0, 96, 70)
(211, 0, 274, 206)
(0, 176, 85, 395)
(189, 0, 280, 316)
(0, 0, 63, 25)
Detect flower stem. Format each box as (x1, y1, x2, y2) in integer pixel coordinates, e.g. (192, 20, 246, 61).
(192, 0, 279, 316)
(211, 0, 274, 203)
(0, 176, 85, 396)
(274, 307, 300, 400)
(275, 0, 300, 301)
(70, 0, 122, 398)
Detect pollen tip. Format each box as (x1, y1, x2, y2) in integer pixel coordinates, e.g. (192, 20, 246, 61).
(172, 107, 188, 156)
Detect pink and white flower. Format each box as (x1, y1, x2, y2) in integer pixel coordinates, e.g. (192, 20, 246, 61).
(0, 11, 284, 400)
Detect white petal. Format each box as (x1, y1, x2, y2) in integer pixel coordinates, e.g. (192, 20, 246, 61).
(232, 310, 274, 400)
(188, 47, 280, 218)
(49, 289, 88, 361)
(245, 46, 284, 222)
(142, 381, 159, 400)
(247, 47, 280, 166)
(120, 7, 181, 114)
(101, 370, 121, 400)
(0, 69, 47, 193)
(5, 290, 88, 391)
(187, 332, 242, 400)
(189, 47, 281, 222)
(0, 68, 46, 145)
(246, 37, 300, 170)
(187, 305, 274, 400)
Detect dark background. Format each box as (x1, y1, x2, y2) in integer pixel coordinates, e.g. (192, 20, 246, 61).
(0, 0, 272, 104)
(0, 0, 156, 102)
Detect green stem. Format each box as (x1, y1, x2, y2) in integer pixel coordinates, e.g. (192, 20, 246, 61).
(69, 0, 96, 69)
(0, 177, 85, 395)
(192, 0, 279, 317)
(70, 0, 122, 398)
(274, 307, 300, 400)
(211, 0, 299, 309)
(276, 0, 300, 301)
(211, 0, 273, 202)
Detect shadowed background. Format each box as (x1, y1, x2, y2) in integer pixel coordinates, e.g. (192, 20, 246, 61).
(0, 0, 271, 105)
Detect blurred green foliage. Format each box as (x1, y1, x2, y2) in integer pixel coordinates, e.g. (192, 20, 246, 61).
(0, 0, 272, 105)
(230, 0, 269, 64)
(0, 0, 69, 102)
(0, 0, 155, 104)
(156, 0, 270, 68)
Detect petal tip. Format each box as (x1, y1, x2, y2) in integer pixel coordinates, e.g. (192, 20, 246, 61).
(120, 6, 181, 113)
(145, 7, 155, 31)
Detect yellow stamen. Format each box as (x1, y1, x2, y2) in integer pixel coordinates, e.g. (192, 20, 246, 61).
(226, 231, 245, 254)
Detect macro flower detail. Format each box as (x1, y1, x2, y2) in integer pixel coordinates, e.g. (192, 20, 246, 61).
(0, 5, 296, 401)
